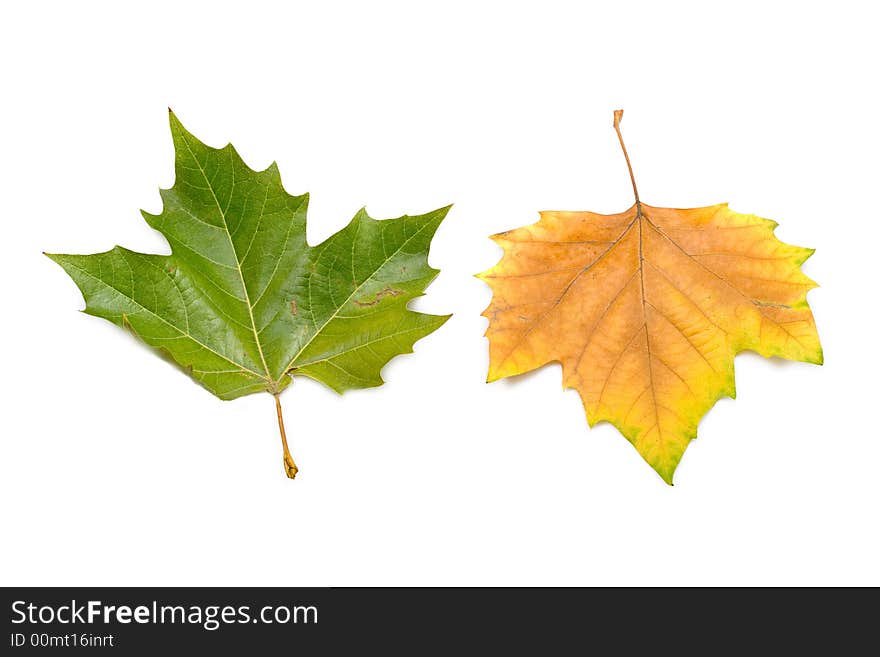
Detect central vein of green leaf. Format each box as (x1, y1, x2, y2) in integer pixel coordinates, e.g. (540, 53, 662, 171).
(181, 135, 274, 388)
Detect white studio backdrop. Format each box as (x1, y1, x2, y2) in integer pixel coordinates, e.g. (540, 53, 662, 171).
(1, 1, 877, 586)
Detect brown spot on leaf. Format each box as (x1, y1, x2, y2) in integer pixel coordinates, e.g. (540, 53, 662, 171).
(753, 300, 791, 309)
(354, 287, 403, 307)
(290, 300, 298, 315)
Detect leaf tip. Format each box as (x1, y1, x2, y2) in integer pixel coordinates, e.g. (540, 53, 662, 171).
(485, 367, 506, 384)
(657, 466, 676, 486)
(645, 451, 682, 486)
(436, 203, 454, 218)
(166, 109, 192, 143)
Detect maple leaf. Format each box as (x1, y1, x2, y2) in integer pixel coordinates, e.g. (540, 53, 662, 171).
(478, 110, 822, 484)
(47, 111, 450, 478)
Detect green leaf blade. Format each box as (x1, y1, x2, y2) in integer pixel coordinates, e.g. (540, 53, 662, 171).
(48, 112, 449, 404)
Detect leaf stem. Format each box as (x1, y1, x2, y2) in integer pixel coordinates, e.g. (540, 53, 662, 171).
(274, 393, 298, 479)
(612, 109, 640, 206)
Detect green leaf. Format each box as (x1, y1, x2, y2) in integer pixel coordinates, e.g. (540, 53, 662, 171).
(47, 110, 450, 477)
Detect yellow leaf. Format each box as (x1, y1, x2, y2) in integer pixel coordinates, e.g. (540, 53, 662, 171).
(478, 110, 822, 484)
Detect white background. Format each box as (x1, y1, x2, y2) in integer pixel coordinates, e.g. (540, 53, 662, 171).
(1, 1, 877, 586)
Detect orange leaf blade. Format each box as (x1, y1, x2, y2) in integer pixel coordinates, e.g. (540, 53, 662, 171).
(480, 202, 821, 483)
